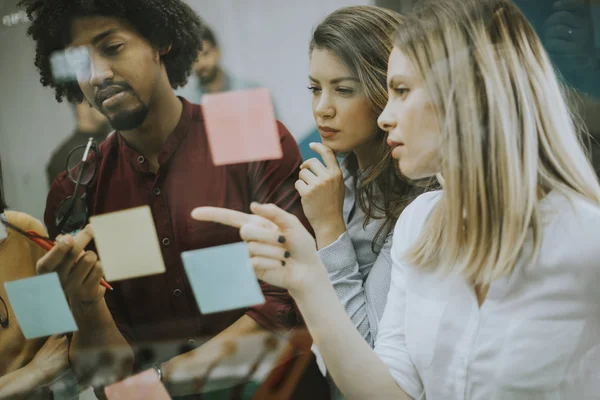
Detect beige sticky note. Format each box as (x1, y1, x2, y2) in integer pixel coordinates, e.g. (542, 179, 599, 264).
(90, 206, 166, 282)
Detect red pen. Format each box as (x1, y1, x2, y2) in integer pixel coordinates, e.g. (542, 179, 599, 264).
(26, 230, 113, 291)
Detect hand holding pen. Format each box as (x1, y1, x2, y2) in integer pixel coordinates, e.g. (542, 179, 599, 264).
(0, 216, 112, 291)
(35, 225, 110, 304)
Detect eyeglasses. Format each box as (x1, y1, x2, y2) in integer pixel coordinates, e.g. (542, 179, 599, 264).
(0, 295, 8, 329)
(55, 138, 99, 235)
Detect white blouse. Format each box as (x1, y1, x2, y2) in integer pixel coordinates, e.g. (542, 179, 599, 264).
(374, 190, 600, 400)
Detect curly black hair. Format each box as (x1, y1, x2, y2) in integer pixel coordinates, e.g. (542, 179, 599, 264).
(18, 0, 204, 103)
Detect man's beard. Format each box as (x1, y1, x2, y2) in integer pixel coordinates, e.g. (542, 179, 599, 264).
(107, 105, 149, 131)
(197, 66, 219, 85)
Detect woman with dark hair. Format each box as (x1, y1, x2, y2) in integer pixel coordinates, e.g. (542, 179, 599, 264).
(0, 159, 69, 398)
(302, 6, 419, 347)
(292, 6, 424, 398)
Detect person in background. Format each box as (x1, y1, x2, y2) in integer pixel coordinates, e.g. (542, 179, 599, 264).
(176, 24, 259, 105)
(194, 0, 600, 398)
(514, 0, 600, 175)
(0, 158, 70, 399)
(46, 102, 111, 187)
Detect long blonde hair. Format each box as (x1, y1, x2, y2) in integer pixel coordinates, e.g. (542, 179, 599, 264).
(397, 0, 600, 284)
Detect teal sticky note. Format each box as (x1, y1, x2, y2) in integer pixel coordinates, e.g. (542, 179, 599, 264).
(182, 242, 265, 314)
(4, 273, 78, 339)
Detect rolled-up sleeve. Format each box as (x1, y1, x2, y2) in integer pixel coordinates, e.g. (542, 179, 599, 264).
(320, 231, 393, 346)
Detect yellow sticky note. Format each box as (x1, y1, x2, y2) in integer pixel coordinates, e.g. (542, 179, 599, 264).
(90, 206, 166, 282)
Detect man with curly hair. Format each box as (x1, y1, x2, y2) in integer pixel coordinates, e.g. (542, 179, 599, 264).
(19, 0, 327, 397)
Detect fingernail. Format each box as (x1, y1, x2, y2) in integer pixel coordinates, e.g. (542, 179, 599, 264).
(281, 260, 286, 266)
(278, 236, 286, 244)
(284, 251, 290, 258)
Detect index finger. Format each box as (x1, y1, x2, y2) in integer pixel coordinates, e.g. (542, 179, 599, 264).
(308, 142, 339, 170)
(36, 235, 75, 274)
(72, 225, 95, 254)
(191, 207, 252, 228)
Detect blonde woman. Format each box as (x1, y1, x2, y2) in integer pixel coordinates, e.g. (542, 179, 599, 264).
(193, 0, 600, 399)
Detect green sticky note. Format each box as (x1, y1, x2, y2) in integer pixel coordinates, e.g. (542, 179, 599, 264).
(4, 273, 78, 339)
(182, 242, 265, 314)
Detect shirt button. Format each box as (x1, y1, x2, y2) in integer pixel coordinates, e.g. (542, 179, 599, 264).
(137, 156, 145, 163)
(162, 238, 171, 246)
(173, 289, 182, 297)
(188, 339, 196, 345)
(153, 188, 161, 195)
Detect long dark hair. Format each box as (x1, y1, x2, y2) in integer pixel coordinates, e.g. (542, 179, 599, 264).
(0, 159, 7, 214)
(310, 6, 418, 248)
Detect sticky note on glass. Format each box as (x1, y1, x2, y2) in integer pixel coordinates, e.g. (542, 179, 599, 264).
(105, 369, 170, 400)
(90, 206, 166, 282)
(182, 242, 265, 314)
(4, 273, 78, 339)
(202, 88, 282, 166)
(50, 46, 90, 83)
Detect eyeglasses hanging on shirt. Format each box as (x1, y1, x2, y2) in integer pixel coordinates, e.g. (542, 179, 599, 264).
(55, 138, 99, 236)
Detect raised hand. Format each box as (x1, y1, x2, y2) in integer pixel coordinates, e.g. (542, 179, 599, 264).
(35, 225, 105, 304)
(192, 203, 327, 295)
(296, 142, 346, 248)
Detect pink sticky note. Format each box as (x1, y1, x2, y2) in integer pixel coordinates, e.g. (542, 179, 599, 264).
(105, 369, 171, 400)
(202, 88, 283, 166)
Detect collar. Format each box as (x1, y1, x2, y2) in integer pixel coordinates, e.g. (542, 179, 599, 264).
(117, 98, 195, 174)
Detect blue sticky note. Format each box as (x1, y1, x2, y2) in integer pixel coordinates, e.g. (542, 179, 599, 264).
(182, 242, 265, 314)
(4, 273, 78, 339)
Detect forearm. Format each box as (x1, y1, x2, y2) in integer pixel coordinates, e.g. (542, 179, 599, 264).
(69, 298, 132, 378)
(313, 219, 346, 250)
(161, 314, 263, 383)
(292, 273, 408, 400)
(320, 233, 373, 344)
(205, 314, 263, 343)
(0, 364, 45, 398)
(328, 267, 372, 345)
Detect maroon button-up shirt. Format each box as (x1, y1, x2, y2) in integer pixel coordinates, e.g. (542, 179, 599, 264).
(44, 98, 307, 345)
